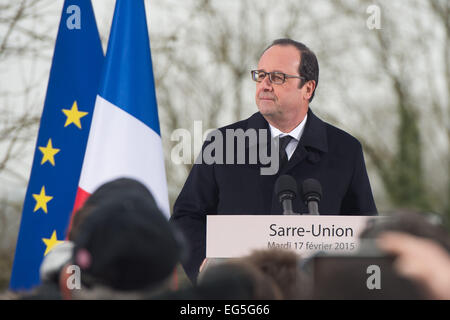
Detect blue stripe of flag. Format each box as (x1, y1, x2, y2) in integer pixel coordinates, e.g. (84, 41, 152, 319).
(99, 0, 161, 136)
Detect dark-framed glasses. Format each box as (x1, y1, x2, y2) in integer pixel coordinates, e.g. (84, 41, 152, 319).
(251, 70, 304, 84)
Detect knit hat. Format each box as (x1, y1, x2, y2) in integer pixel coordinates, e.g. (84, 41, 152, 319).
(84, 177, 157, 208)
(73, 192, 182, 291)
(69, 177, 159, 241)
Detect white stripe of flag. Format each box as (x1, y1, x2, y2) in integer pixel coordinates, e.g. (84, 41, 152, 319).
(78, 95, 170, 217)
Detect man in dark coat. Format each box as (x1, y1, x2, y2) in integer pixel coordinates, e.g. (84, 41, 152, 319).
(170, 39, 377, 283)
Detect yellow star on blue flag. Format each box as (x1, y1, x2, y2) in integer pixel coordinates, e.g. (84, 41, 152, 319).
(38, 139, 60, 166)
(32, 186, 53, 214)
(42, 231, 64, 256)
(62, 101, 89, 129)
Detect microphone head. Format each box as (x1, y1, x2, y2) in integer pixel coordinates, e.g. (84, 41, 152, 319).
(302, 178, 322, 203)
(274, 175, 298, 202)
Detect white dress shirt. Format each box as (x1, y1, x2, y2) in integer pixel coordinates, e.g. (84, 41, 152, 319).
(269, 114, 308, 160)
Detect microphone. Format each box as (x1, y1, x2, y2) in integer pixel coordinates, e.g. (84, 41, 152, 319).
(302, 178, 322, 215)
(275, 175, 298, 215)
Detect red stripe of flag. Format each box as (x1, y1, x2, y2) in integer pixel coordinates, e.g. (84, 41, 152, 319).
(66, 187, 91, 240)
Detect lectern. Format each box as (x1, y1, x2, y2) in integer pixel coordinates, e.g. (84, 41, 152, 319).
(207, 215, 382, 259)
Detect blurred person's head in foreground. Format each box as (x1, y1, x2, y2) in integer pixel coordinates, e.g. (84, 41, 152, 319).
(160, 260, 283, 300)
(360, 210, 450, 299)
(40, 178, 159, 286)
(307, 210, 450, 300)
(197, 260, 283, 300)
(61, 189, 183, 299)
(68, 177, 157, 241)
(239, 249, 309, 300)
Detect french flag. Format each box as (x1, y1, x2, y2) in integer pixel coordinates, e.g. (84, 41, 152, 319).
(73, 0, 169, 218)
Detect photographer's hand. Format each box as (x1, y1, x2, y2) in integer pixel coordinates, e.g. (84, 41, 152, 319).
(377, 231, 450, 300)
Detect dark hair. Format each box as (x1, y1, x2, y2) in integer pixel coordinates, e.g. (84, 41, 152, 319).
(263, 39, 319, 102)
(241, 249, 310, 299)
(196, 261, 283, 300)
(68, 178, 156, 241)
(73, 195, 182, 291)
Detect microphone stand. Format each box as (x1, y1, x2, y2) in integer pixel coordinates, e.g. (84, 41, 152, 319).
(281, 196, 295, 215)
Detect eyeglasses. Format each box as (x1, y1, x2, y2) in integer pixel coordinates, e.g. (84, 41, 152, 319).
(251, 70, 305, 85)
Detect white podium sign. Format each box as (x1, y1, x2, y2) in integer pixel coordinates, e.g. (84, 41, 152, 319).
(207, 215, 381, 258)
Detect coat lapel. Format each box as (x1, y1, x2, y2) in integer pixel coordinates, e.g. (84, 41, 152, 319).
(282, 108, 328, 174)
(244, 109, 329, 213)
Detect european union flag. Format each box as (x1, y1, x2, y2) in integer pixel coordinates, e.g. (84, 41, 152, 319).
(10, 0, 104, 291)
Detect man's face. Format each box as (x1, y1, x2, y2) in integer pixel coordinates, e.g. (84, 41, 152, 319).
(255, 45, 309, 127)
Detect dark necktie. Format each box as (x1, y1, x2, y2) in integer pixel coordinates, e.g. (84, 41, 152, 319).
(278, 135, 293, 171)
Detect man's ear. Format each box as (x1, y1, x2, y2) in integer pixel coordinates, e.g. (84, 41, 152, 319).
(304, 80, 316, 101)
